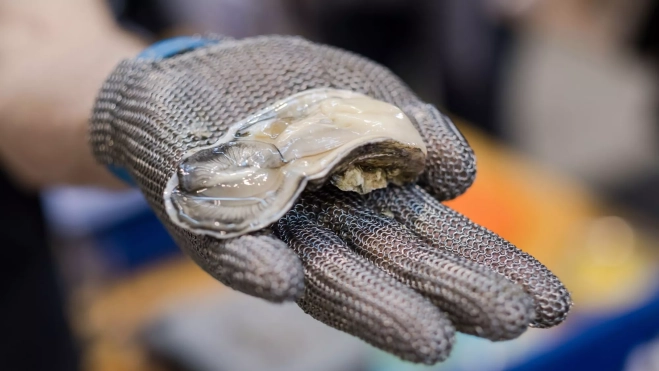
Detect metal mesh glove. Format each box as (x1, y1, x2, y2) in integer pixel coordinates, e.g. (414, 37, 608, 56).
(90, 35, 572, 364)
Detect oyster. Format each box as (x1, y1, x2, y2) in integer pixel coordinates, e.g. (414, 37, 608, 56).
(164, 88, 427, 238)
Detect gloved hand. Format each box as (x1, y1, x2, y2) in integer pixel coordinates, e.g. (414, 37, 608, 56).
(90, 35, 571, 364)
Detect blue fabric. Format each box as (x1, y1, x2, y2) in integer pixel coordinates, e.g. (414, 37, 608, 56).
(137, 36, 218, 59)
(107, 165, 137, 186)
(107, 36, 218, 185)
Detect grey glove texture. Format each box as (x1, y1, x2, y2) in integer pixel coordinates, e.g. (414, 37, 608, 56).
(90, 35, 571, 364)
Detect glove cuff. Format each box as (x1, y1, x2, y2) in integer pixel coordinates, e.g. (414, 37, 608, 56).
(90, 36, 222, 185)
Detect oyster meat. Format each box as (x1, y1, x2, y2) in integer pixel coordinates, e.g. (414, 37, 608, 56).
(164, 88, 427, 238)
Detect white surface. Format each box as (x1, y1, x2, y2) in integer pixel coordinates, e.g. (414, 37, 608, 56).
(146, 290, 371, 371)
(502, 34, 659, 188)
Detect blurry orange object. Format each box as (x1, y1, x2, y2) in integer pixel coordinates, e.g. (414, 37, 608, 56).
(445, 122, 598, 270)
(446, 122, 657, 310)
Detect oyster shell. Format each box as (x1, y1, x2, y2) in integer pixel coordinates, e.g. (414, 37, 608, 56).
(164, 88, 426, 238)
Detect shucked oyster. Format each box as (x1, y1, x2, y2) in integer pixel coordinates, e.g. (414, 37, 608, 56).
(164, 88, 427, 238)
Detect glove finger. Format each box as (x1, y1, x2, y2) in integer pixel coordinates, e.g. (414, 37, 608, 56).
(273, 210, 455, 365)
(368, 184, 572, 328)
(192, 234, 304, 302)
(403, 102, 477, 201)
(303, 188, 535, 341)
(316, 44, 476, 201)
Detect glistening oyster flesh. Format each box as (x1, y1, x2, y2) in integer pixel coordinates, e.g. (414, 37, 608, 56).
(164, 88, 427, 239)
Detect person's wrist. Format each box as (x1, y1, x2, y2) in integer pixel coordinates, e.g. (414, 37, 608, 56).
(0, 27, 147, 189)
(73, 29, 147, 188)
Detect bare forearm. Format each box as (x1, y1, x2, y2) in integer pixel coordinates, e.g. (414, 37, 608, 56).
(0, 0, 147, 189)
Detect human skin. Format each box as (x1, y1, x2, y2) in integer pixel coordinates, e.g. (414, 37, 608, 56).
(0, 0, 147, 189)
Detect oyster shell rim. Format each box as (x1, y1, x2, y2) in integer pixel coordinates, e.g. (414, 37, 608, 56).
(163, 88, 425, 239)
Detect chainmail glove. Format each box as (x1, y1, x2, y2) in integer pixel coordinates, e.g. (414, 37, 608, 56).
(90, 35, 572, 364)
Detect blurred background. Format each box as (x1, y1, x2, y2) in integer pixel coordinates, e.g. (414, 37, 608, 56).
(33, 0, 659, 370)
